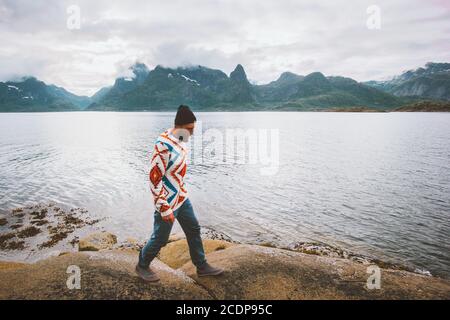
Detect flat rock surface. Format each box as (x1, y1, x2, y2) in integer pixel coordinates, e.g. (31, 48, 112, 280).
(159, 239, 236, 269)
(179, 243, 450, 300)
(1, 239, 449, 300)
(0, 250, 210, 299)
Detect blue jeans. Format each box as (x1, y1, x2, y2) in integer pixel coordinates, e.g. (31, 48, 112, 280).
(139, 198, 207, 268)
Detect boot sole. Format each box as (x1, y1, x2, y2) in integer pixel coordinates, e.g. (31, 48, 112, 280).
(197, 270, 224, 277)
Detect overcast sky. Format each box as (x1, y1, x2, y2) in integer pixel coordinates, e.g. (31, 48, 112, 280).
(0, 0, 449, 96)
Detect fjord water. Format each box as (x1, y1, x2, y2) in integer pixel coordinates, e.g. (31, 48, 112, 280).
(0, 112, 449, 278)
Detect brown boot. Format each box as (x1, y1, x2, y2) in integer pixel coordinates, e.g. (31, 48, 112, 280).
(135, 264, 160, 282)
(197, 262, 224, 277)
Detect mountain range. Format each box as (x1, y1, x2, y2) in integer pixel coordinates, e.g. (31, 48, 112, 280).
(364, 62, 450, 101)
(0, 77, 90, 112)
(1, 62, 449, 112)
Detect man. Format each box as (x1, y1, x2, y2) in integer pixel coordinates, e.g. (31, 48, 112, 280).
(136, 105, 224, 282)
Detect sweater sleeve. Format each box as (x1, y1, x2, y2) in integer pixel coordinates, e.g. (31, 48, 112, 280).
(149, 141, 173, 217)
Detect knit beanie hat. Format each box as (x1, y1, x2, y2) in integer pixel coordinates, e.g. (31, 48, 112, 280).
(174, 105, 197, 126)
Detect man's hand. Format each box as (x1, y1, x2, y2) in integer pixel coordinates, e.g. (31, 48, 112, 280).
(162, 212, 175, 223)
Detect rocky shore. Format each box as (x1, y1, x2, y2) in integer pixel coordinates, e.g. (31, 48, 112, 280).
(0, 231, 449, 299)
(1, 203, 449, 299)
(0, 203, 101, 260)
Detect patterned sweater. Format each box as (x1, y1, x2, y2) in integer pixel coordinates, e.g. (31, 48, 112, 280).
(149, 129, 188, 217)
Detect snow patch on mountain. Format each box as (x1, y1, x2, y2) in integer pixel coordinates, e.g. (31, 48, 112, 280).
(181, 74, 200, 86)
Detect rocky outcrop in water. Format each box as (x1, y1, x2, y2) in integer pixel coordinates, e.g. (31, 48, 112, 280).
(78, 232, 117, 251)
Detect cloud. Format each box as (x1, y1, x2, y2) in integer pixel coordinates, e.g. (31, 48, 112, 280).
(0, 0, 449, 95)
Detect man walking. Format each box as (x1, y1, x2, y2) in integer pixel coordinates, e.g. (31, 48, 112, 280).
(136, 105, 224, 282)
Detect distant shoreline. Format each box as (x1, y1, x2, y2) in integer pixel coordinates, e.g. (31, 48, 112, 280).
(1, 101, 450, 113)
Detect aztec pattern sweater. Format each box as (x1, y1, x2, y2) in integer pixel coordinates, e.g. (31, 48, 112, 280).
(149, 129, 188, 217)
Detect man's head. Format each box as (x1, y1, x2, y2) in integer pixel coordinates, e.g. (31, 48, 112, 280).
(174, 105, 196, 141)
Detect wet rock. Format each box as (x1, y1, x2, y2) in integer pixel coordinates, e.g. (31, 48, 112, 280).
(16, 226, 41, 239)
(0, 203, 102, 254)
(30, 209, 47, 220)
(0, 218, 7, 226)
(114, 237, 143, 251)
(0, 233, 16, 250)
(0, 234, 25, 251)
(30, 219, 48, 226)
(39, 230, 70, 249)
(79, 232, 118, 251)
(201, 227, 237, 243)
(290, 242, 406, 271)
